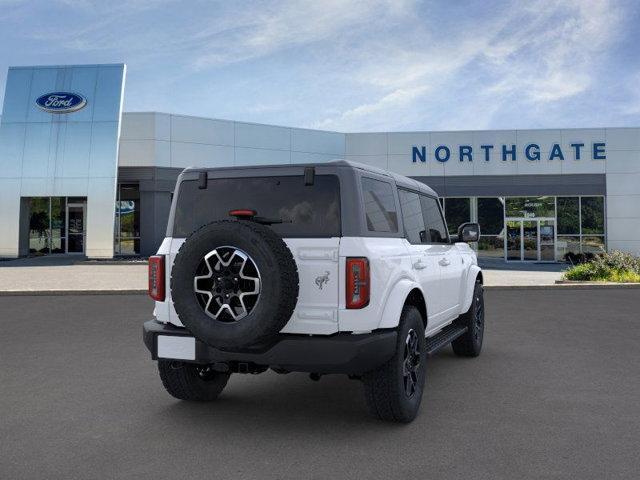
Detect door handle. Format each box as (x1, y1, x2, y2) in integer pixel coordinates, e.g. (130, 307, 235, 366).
(438, 257, 451, 267)
(413, 260, 427, 270)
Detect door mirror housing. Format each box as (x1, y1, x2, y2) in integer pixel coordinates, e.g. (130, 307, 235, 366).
(456, 222, 480, 243)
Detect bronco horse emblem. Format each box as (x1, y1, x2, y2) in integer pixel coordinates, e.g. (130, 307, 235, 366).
(315, 271, 330, 290)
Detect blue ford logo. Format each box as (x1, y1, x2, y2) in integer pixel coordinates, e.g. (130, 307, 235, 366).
(35, 92, 87, 114)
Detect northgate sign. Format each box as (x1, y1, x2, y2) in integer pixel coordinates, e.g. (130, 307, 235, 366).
(411, 142, 606, 163)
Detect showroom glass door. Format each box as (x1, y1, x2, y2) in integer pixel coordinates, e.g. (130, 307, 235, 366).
(66, 203, 86, 254)
(539, 220, 556, 261)
(506, 220, 522, 260)
(522, 220, 538, 261)
(505, 219, 556, 261)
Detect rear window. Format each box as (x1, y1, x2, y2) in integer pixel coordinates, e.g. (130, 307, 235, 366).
(172, 175, 341, 238)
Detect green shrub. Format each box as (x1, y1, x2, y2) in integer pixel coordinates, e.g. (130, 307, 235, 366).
(608, 270, 640, 283)
(564, 263, 596, 281)
(563, 251, 640, 282)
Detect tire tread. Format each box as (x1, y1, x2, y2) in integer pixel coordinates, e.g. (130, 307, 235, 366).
(452, 281, 484, 357)
(363, 305, 426, 423)
(158, 360, 230, 401)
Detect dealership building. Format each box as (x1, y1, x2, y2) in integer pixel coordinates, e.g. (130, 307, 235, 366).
(1, 63, 639, 261)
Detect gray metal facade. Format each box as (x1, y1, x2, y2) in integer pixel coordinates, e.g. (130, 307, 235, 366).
(118, 166, 182, 256)
(413, 174, 606, 197)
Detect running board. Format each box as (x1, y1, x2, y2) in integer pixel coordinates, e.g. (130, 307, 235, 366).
(425, 324, 468, 356)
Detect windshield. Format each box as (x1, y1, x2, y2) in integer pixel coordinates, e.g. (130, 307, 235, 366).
(172, 175, 341, 238)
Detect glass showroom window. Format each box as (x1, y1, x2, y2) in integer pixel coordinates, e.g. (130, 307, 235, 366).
(581, 197, 605, 254)
(477, 197, 505, 258)
(557, 197, 580, 259)
(28, 197, 68, 254)
(442, 198, 471, 235)
(50, 197, 66, 254)
(556, 196, 606, 258)
(114, 184, 141, 255)
(28, 198, 51, 254)
(505, 196, 555, 218)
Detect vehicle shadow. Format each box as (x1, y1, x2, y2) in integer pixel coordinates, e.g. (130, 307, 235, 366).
(154, 351, 463, 434)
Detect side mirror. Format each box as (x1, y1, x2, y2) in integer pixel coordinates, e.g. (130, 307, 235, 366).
(457, 222, 480, 243)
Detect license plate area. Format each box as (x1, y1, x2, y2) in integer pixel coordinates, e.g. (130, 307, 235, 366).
(157, 335, 196, 360)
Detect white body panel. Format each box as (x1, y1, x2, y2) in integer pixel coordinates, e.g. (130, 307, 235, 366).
(279, 238, 340, 334)
(154, 234, 481, 338)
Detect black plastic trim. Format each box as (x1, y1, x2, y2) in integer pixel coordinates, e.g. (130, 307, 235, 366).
(143, 320, 397, 375)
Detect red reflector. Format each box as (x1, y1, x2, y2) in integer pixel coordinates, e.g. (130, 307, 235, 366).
(148, 255, 165, 301)
(229, 209, 257, 218)
(346, 257, 369, 309)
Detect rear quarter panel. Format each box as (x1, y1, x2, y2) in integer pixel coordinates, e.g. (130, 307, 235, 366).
(338, 237, 415, 332)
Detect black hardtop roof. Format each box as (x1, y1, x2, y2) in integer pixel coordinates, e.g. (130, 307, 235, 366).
(182, 159, 438, 197)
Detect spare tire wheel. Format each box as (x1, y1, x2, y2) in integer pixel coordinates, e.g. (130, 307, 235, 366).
(171, 220, 299, 349)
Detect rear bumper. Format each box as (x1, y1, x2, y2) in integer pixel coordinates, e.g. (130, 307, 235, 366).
(143, 320, 397, 375)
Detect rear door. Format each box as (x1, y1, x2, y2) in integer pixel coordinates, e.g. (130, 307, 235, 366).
(397, 189, 444, 323)
(421, 195, 462, 323)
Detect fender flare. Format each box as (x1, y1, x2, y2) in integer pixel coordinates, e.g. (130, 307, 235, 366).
(378, 278, 426, 330)
(460, 265, 483, 314)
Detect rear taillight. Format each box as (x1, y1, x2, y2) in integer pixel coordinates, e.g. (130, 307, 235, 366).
(346, 257, 370, 309)
(148, 255, 165, 301)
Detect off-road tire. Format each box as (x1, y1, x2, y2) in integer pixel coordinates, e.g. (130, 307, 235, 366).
(452, 280, 484, 357)
(158, 360, 230, 401)
(171, 220, 299, 349)
(362, 305, 427, 423)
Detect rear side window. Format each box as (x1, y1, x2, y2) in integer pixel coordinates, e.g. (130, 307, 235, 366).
(361, 177, 398, 233)
(420, 195, 448, 243)
(173, 175, 340, 238)
(398, 189, 426, 244)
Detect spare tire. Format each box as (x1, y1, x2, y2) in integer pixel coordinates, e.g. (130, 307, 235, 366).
(170, 220, 299, 349)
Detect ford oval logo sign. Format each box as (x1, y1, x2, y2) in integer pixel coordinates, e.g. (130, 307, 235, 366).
(35, 92, 87, 114)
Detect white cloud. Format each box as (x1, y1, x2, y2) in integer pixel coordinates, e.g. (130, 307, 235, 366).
(482, 0, 622, 104)
(313, 85, 428, 130)
(314, 0, 625, 130)
(190, 0, 411, 69)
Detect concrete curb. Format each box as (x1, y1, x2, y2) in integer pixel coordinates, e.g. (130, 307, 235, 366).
(555, 280, 640, 286)
(486, 283, 640, 290)
(0, 289, 147, 296)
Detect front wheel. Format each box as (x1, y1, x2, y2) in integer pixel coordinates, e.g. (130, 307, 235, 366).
(362, 305, 427, 423)
(158, 360, 230, 401)
(452, 280, 485, 357)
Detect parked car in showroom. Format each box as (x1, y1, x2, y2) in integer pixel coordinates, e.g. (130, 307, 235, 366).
(144, 160, 484, 422)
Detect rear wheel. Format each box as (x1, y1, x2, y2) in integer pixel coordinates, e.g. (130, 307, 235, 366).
(452, 280, 484, 357)
(362, 305, 426, 423)
(158, 360, 230, 401)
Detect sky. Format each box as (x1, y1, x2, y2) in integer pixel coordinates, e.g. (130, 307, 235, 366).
(0, 0, 639, 132)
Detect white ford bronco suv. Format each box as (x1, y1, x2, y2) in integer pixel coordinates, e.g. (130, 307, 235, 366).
(143, 160, 484, 422)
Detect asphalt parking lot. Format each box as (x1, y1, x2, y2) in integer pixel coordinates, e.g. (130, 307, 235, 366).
(1, 289, 639, 480)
